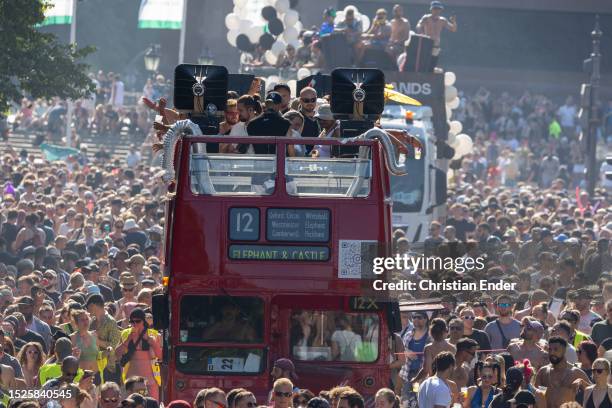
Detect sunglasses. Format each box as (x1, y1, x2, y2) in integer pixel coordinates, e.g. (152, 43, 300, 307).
(130, 319, 143, 324)
(462, 315, 475, 320)
(27, 349, 40, 354)
(122, 287, 134, 292)
(412, 315, 425, 320)
(594, 368, 608, 374)
(481, 374, 493, 379)
(450, 326, 463, 331)
(103, 398, 119, 403)
(300, 97, 316, 103)
(497, 303, 512, 308)
(274, 391, 292, 398)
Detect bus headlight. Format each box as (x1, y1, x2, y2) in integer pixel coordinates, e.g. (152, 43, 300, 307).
(176, 380, 186, 390)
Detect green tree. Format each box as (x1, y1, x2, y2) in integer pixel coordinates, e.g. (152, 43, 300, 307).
(0, 0, 95, 111)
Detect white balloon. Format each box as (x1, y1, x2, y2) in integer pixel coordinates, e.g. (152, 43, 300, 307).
(275, 0, 290, 14)
(288, 39, 301, 49)
(233, 0, 248, 7)
(360, 14, 370, 31)
(449, 120, 463, 135)
(444, 71, 456, 86)
(445, 85, 457, 102)
(282, 26, 298, 43)
(271, 39, 286, 56)
(283, 10, 299, 27)
(297, 67, 311, 80)
(287, 80, 297, 97)
(225, 13, 241, 30)
(247, 25, 264, 43)
(447, 132, 457, 146)
(264, 51, 278, 66)
(226, 30, 239, 47)
(454, 134, 473, 157)
(445, 105, 452, 120)
(334, 11, 345, 25)
(447, 96, 460, 109)
(264, 0, 276, 5)
(294, 20, 303, 32)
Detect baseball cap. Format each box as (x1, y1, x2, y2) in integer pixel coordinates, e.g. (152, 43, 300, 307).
(431, 1, 444, 9)
(266, 91, 283, 105)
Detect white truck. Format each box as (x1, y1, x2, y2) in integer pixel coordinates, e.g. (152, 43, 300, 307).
(381, 104, 447, 242)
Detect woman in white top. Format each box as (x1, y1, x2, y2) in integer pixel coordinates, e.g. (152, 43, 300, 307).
(283, 110, 306, 157)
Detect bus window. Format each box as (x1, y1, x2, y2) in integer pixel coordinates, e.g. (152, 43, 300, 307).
(175, 347, 265, 375)
(289, 310, 379, 362)
(390, 153, 425, 213)
(190, 144, 276, 195)
(285, 153, 371, 198)
(179, 296, 264, 343)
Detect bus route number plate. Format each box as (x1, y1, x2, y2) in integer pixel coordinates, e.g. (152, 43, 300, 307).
(229, 208, 260, 241)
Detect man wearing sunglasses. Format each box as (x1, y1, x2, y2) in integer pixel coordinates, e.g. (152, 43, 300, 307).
(99, 381, 122, 408)
(450, 338, 478, 389)
(271, 378, 294, 408)
(297, 87, 321, 140)
(459, 307, 491, 353)
(508, 318, 548, 370)
(484, 295, 521, 350)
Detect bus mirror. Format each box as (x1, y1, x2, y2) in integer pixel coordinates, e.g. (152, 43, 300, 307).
(152, 293, 169, 330)
(435, 168, 447, 206)
(386, 302, 402, 333)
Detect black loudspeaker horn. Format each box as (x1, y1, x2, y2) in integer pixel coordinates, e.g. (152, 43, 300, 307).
(331, 68, 385, 116)
(173, 64, 228, 112)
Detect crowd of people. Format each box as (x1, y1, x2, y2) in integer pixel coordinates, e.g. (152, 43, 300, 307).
(249, 2, 456, 72)
(9, 70, 171, 146)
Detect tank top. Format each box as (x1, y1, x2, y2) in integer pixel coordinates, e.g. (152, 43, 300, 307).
(586, 390, 612, 408)
(407, 332, 428, 373)
(470, 386, 495, 408)
(75, 333, 98, 362)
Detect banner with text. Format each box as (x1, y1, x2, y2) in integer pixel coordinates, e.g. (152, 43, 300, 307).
(138, 0, 185, 29)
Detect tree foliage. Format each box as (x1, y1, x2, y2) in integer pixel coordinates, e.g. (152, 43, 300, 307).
(0, 0, 95, 111)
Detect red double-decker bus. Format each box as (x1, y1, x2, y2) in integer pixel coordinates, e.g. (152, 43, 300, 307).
(152, 133, 405, 404)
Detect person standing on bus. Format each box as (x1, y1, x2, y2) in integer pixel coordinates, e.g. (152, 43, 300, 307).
(310, 105, 340, 158)
(246, 92, 292, 155)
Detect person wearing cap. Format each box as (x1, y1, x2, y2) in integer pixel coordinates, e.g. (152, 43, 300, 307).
(415, 1, 456, 66)
(310, 104, 340, 159)
(246, 91, 292, 155)
(271, 358, 299, 387)
(319, 7, 336, 36)
(128, 254, 146, 282)
(116, 308, 161, 400)
(534, 336, 591, 408)
(507, 317, 548, 370)
(18, 295, 52, 351)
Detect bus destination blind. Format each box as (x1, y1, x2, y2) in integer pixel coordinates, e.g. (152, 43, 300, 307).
(266, 208, 330, 242)
(229, 245, 330, 261)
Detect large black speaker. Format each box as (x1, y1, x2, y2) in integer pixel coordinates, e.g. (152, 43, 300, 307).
(331, 68, 385, 116)
(228, 73, 255, 96)
(173, 64, 228, 112)
(320, 32, 353, 69)
(400, 33, 434, 73)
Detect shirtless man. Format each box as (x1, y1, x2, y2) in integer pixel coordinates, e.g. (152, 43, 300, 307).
(450, 338, 478, 388)
(411, 318, 456, 382)
(508, 318, 548, 370)
(416, 1, 457, 67)
(535, 336, 591, 408)
(388, 4, 410, 56)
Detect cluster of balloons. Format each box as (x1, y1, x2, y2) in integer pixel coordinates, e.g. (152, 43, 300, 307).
(226, 0, 302, 65)
(443, 71, 473, 160)
(333, 5, 371, 32)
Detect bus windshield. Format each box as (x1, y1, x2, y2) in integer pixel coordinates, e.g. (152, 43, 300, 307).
(391, 154, 425, 213)
(289, 310, 379, 363)
(179, 295, 264, 343)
